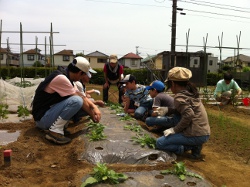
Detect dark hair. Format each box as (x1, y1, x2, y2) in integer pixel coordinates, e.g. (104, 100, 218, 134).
(172, 81, 199, 98)
(67, 59, 82, 73)
(224, 72, 233, 81)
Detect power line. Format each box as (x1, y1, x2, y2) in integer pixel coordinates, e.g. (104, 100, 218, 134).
(180, 0, 250, 13)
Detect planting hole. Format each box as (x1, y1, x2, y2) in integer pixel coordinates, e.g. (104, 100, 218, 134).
(155, 174, 164, 179)
(95, 146, 103, 150)
(148, 154, 158, 160)
(187, 181, 196, 186)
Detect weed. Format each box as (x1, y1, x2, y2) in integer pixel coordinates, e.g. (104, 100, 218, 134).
(161, 162, 203, 181)
(81, 162, 128, 187)
(131, 133, 156, 149)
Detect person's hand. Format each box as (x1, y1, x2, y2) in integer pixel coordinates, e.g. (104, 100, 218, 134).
(155, 107, 168, 116)
(94, 89, 101, 95)
(103, 82, 109, 89)
(91, 107, 101, 123)
(234, 95, 239, 100)
(163, 128, 175, 137)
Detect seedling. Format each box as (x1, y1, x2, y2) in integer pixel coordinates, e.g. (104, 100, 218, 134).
(160, 162, 203, 181)
(119, 114, 134, 121)
(109, 103, 124, 114)
(17, 105, 30, 118)
(86, 121, 107, 141)
(131, 133, 156, 149)
(81, 162, 128, 187)
(0, 103, 9, 120)
(124, 123, 142, 132)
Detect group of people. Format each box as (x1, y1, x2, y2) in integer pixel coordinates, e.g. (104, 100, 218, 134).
(31, 54, 241, 159)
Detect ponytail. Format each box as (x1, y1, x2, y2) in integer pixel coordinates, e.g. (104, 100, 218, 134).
(186, 82, 199, 98)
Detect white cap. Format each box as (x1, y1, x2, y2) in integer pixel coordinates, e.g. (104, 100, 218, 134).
(72, 56, 96, 78)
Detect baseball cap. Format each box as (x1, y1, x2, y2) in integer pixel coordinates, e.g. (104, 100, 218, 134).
(120, 74, 136, 83)
(109, 54, 118, 63)
(146, 80, 165, 92)
(72, 56, 96, 78)
(164, 67, 192, 82)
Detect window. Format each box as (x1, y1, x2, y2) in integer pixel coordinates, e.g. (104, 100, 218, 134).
(131, 59, 136, 66)
(97, 58, 106, 63)
(63, 55, 70, 61)
(0, 54, 3, 60)
(28, 55, 34, 61)
(194, 59, 198, 65)
(209, 60, 213, 66)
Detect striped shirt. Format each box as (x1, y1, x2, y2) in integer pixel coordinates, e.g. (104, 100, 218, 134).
(124, 84, 151, 104)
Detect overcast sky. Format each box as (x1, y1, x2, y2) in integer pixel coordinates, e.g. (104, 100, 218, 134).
(1, 0, 250, 60)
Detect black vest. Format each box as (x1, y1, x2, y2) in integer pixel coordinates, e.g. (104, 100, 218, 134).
(32, 67, 72, 121)
(105, 63, 121, 81)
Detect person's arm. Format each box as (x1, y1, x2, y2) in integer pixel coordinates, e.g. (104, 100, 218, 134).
(123, 96, 130, 113)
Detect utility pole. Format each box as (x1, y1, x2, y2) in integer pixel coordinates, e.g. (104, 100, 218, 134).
(170, 0, 177, 67)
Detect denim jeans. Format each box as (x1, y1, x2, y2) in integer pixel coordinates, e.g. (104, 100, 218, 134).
(134, 99, 153, 120)
(156, 133, 210, 155)
(35, 96, 87, 130)
(145, 114, 181, 128)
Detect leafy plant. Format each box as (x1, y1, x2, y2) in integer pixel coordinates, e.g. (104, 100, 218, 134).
(119, 114, 134, 121)
(86, 121, 107, 141)
(131, 133, 156, 149)
(109, 103, 124, 114)
(124, 123, 142, 132)
(160, 162, 203, 181)
(0, 103, 9, 120)
(81, 162, 128, 187)
(17, 105, 30, 118)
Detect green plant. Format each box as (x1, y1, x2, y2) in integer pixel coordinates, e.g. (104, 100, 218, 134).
(160, 162, 203, 181)
(124, 123, 142, 132)
(131, 133, 156, 149)
(17, 105, 30, 118)
(0, 103, 9, 120)
(119, 114, 134, 121)
(81, 162, 128, 187)
(109, 103, 124, 114)
(86, 121, 107, 141)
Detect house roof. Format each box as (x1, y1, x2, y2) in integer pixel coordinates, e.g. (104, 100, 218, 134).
(222, 54, 250, 62)
(23, 48, 42, 54)
(120, 52, 142, 59)
(54, 49, 74, 56)
(85, 51, 108, 57)
(0, 48, 9, 53)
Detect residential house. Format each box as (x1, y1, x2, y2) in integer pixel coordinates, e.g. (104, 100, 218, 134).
(22, 48, 45, 67)
(0, 47, 19, 67)
(222, 54, 250, 72)
(190, 54, 219, 73)
(85, 51, 109, 69)
(53, 49, 75, 67)
(119, 52, 142, 69)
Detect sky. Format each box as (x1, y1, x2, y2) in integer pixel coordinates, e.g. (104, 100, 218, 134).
(1, 0, 250, 60)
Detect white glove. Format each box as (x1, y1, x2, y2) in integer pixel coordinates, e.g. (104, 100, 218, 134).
(163, 127, 175, 137)
(94, 89, 101, 95)
(155, 107, 168, 116)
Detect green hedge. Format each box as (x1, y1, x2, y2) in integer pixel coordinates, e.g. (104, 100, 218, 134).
(0, 67, 222, 86)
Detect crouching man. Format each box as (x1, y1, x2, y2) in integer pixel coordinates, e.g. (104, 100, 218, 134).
(32, 57, 101, 144)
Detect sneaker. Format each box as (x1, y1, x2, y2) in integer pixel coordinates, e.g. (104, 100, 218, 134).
(45, 131, 71, 144)
(189, 145, 202, 159)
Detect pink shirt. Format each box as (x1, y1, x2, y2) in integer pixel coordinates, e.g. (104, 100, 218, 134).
(44, 75, 78, 97)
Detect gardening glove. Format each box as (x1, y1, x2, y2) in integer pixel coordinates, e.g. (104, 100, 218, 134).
(163, 127, 175, 137)
(155, 107, 168, 116)
(94, 89, 101, 95)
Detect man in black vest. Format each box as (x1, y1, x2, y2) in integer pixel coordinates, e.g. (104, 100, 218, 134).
(32, 57, 101, 144)
(103, 54, 124, 103)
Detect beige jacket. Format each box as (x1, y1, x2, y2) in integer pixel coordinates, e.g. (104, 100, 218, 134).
(173, 90, 210, 137)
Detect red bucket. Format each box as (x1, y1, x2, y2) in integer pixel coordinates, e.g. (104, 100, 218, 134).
(242, 97, 250, 106)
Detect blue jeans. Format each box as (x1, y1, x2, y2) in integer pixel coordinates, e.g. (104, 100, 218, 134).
(145, 114, 181, 128)
(134, 99, 153, 120)
(156, 133, 210, 155)
(35, 96, 87, 130)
